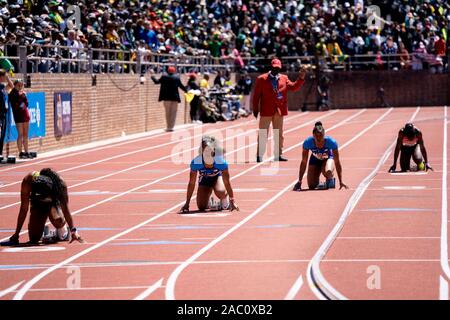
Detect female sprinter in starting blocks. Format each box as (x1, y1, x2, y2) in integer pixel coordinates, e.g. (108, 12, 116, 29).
(181, 136, 239, 213)
(1, 168, 83, 246)
(293, 121, 348, 191)
(389, 123, 432, 173)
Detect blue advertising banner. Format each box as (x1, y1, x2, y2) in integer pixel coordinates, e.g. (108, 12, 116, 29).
(5, 92, 46, 143)
(54, 92, 72, 136)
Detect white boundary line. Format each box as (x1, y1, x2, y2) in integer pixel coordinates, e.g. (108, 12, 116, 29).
(0, 113, 308, 211)
(0, 123, 195, 173)
(284, 275, 304, 300)
(306, 107, 421, 300)
(440, 106, 450, 300)
(11, 110, 352, 299)
(1, 258, 446, 272)
(0, 281, 24, 298)
(0, 115, 282, 191)
(0, 112, 333, 243)
(163, 108, 388, 300)
(134, 278, 164, 300)
(440, 275, 449, 300)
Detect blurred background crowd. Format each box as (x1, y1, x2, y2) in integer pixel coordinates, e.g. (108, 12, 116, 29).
(0, 0, 447, 73)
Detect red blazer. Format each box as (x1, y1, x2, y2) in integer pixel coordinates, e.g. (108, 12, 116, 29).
(252, 73, 305, 117)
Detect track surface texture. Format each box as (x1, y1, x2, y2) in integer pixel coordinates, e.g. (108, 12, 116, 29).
(0, 107, 448, 300)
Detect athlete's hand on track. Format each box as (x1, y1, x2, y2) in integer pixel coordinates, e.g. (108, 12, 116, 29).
(388, 165, 396, 173)
(425, 163, 433, 171)
(293, 181, 302, 191)
(230, 199, 239, 212)
(69, 230, 85, 244)
(0, 233, 19, 246)
(339, 182, 349, 190)
(180, 203, 190, 213)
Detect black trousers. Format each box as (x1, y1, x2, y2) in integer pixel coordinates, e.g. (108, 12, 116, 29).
(0, 115, 6, 156)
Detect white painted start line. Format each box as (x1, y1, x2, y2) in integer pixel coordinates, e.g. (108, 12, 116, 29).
(2, 246, 66, 253)
(0, 188, 267, 197)
(383, 186, 427, 190)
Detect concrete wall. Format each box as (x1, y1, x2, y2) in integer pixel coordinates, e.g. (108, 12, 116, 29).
(249, 70, 449, 110)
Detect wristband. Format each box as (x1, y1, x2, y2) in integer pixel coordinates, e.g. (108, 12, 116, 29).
(71, 227, 77, 232)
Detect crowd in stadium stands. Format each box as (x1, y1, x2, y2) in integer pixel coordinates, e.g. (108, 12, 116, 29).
(0, 0, 448, 73)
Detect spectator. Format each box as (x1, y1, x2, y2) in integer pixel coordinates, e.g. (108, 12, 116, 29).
(151, 66, 187, 132)
(236, 71, 253, 115)
(214, 70, 226, 88)
(139, 21, 158, 51)
(200, 74, 210, 90)
(9, 79, 30, 159)
(399, 42, 411, 69)
(0, 0, 447, 74)
(186, 73, 201, 123)
(0, 68, 13, 160)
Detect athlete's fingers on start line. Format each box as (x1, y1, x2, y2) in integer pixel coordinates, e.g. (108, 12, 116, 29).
(340, 183, 349, 190)
(230, 200, 239, 212)
(293, 181, 302, 191)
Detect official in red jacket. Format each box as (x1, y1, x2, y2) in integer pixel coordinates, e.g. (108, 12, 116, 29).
(252, 59, 306, 162)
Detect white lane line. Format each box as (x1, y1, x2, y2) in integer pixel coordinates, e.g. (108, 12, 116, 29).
(383, 186, 426, 190)
(2, 258, 444, 272)
(284, 275, 304, 300)
(0, 117, 271, 209)
(12, 111, 347, 300)
(306, 106, 424, 300)
(10, 285, 153, 293)
(164, 181, 300, 300)
(0, 113, 308, 209)
(441, 106, 450, 285)
(164, 109, 387, 300)
(0, 114, 304, 189)
(1, 114, 309, 241)
(0, 125, 194, 174)
(337, 236, 440, 240)
(388, 172, 429, 176)
(440, 276, 449, 300)
(0, 281, 24, 298)
(134, 278, 164, 300)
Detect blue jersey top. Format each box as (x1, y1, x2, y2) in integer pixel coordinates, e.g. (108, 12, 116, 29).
(190, 155, 228, 179)
(303, 136, 338, 160)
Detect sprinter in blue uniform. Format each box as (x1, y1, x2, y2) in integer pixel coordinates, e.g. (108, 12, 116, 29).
(293, 121, 348, 191)
(181, 136, 239, 212)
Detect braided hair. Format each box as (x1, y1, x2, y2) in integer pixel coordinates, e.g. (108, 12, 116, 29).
(39, 168, 68, 206)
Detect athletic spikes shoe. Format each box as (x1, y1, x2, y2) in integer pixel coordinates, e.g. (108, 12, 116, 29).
(42, 226, 70, 244)
(219, 198, 230, 211)
(42, 225, 58, 244)
(326, 178, 336, 189)
(418, 162, 425, 171)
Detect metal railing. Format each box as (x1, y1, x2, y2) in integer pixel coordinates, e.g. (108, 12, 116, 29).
(0, 44, 448, 77)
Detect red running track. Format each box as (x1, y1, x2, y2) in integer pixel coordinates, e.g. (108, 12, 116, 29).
(0, 107, 447, 300)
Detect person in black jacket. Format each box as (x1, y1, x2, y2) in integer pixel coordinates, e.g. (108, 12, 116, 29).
(236, 71, 253, 115)
(151, 66, 187, 132)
